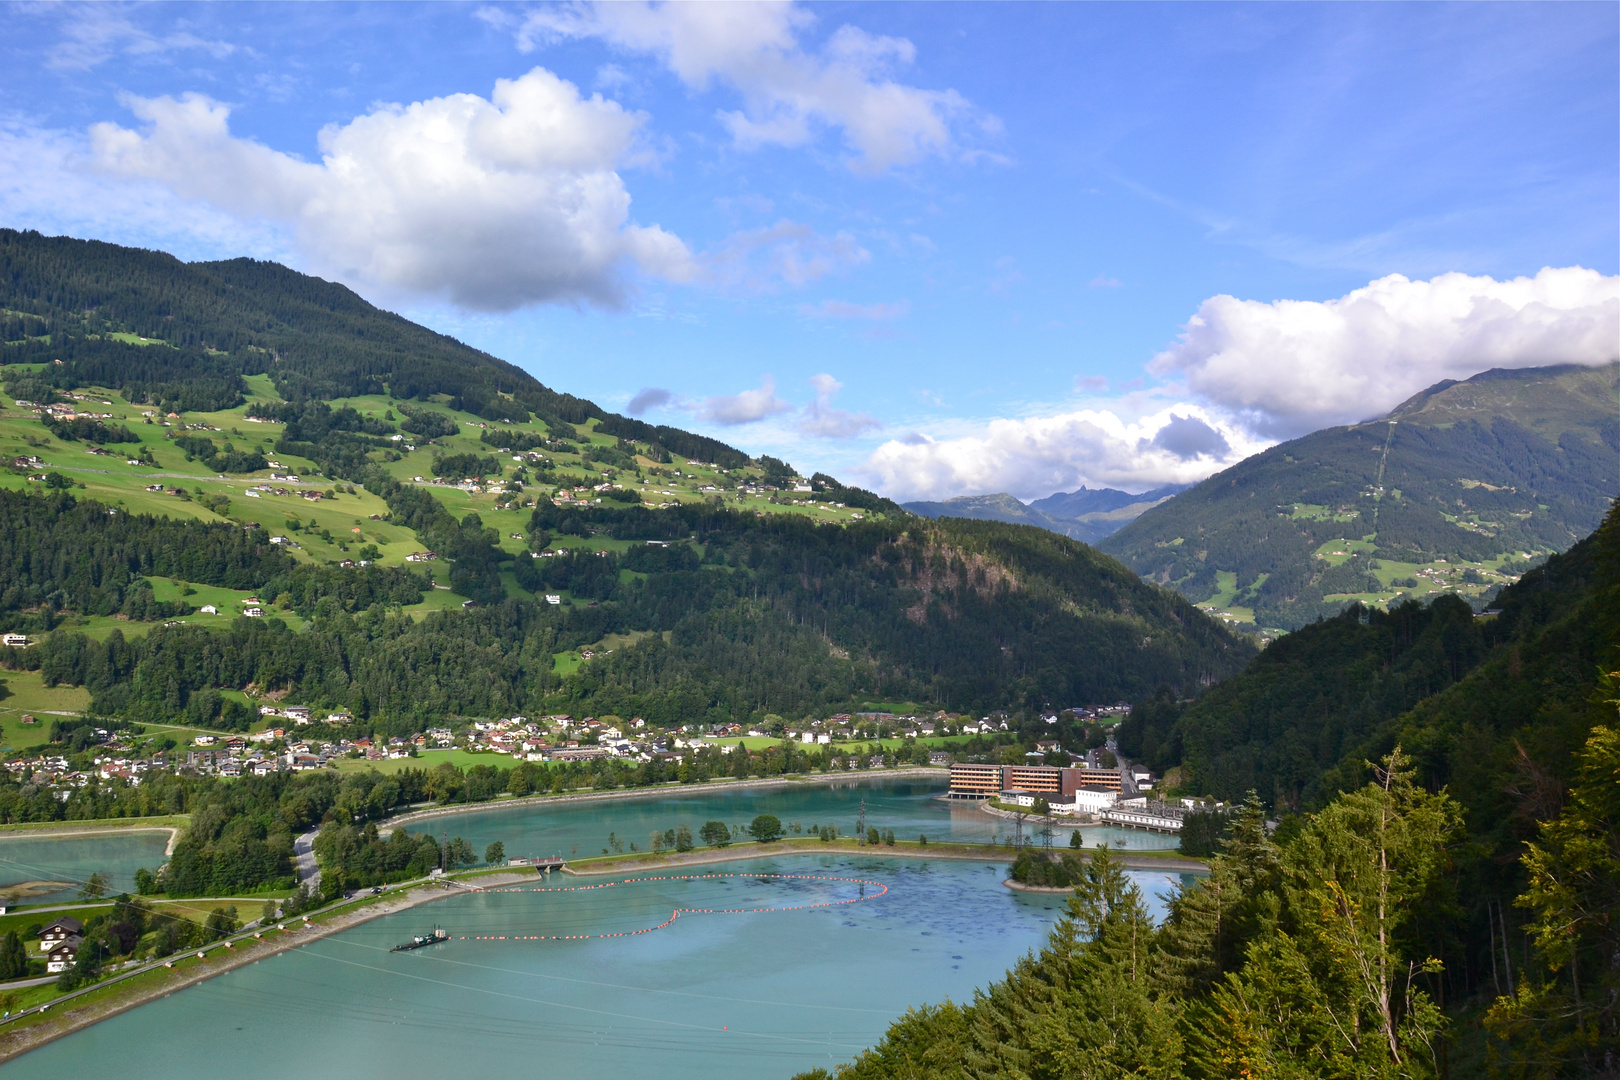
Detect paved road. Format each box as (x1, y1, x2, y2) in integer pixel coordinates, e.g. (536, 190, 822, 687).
(293, 830, 321, 895)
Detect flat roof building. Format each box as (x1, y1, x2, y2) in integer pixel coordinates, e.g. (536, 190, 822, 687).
(949, 763, 1122, 799)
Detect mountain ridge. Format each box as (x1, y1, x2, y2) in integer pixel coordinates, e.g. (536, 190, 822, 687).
(1099, 362, 1619, 629)
(903, 484, 1187, 544)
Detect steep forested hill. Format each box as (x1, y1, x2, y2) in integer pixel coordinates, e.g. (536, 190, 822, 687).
(3, 492, 1253, 729)
(816, 503, 1619, 1080)
(1120, 498, 1618, 823)
(1100, 363, 1618, 629)
(0, 229, 1254, 728)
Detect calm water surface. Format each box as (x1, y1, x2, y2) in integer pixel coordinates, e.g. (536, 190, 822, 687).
(0, 831, 169, 905)
(7, 778, 1193, 1078)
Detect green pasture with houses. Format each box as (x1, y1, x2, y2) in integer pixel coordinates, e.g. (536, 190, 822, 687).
(1, 369, 871, 652)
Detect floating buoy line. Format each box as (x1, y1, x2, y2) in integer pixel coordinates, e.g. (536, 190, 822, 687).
(447, 873, 887, 942)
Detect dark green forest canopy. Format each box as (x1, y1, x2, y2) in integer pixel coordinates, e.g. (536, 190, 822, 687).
(1100, 363, 1619, 629)
(1, 492, 1253, 730)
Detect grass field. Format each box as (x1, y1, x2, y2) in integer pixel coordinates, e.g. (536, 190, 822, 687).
(0, 672, 89, 752)
(331, 748, 495, 774)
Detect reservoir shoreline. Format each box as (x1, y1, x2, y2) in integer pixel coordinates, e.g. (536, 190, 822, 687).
(0, 822, 185, 856)
(379, 766, 949, 833)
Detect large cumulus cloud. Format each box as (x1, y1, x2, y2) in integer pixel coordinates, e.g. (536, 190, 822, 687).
(491, 1, 981, 174)
(1152, 267, 1620, 437)
(857, 405, 1265, 503)
(89, 69, 696, 311)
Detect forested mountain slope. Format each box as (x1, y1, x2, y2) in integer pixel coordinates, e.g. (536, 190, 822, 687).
(0, 229, 1254, 728)
(1120, 499, 1617, 814)
(4, 494, 1253, 729)
(809, 502, 1620, 1080)
(1100, 363, 1618, 629)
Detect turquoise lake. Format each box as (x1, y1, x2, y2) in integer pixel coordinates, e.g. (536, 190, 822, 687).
(0, 831, 170, 906)
(6, 778, 1194, 1078)
(396, 775, 1183, 862)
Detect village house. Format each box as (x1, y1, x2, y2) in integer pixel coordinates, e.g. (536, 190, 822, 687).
(46, 937, 82, 973)
(39, 916, 84, 954)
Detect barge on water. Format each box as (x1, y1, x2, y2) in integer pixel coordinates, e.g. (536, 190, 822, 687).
(391, 927, 449, 952)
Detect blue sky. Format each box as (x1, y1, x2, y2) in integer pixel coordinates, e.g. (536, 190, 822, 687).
(2, 2, 1616, 500)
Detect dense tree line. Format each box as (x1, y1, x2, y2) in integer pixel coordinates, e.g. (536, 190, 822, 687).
(0, 489, 294, 617)
(396, 402, 459, 438)
(41, 415, 140, 444)
(4, 333, 256, 412)
(171, 433, 268, 474)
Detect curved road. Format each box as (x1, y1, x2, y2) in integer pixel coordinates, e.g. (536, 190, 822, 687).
(293, 830, 321, 895)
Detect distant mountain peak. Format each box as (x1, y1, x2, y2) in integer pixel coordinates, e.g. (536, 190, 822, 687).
(903, 483, 1190, 545)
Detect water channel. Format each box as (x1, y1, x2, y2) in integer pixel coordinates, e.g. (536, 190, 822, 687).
(6, 778, 1194, 1078)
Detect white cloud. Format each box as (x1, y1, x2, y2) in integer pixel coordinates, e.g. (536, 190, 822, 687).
(857, 404, 1267, 503)
(695, 376, 794, 425)
(800, 373, 880, 439)
(799, 299, 908, 320)
(704, 220, 868, 291)
(1152, 266, 1620, 437)
(0, 120, 289, 261)
(87, 69, 697, 311)
(492, 1, 979, 174)
(45, 9, 237, 71)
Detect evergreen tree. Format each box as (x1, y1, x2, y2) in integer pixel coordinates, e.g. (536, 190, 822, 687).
(1191, 751, 1461, 1079)
(0, 931, 29, 980)
(1486, 719, 1620, 1076)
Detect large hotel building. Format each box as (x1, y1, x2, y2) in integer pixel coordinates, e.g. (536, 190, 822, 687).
(948, 762, 1122, 798)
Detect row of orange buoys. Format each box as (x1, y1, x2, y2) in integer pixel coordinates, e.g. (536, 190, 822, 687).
(452, 873, 887, 942)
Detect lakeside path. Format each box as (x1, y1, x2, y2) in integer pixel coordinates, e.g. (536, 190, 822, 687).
(0, 867, 539, 1066)
(380, 766, 949, 833)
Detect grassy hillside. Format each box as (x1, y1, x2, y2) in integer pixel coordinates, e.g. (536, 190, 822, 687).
(1100, 363, 1618, 629)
